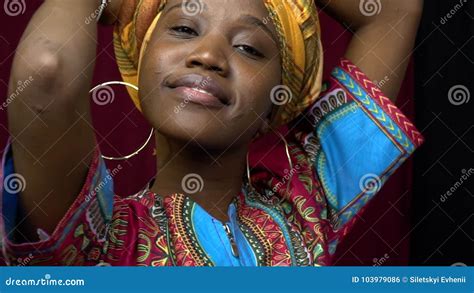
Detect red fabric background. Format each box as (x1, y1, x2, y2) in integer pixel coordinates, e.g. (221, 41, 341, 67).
(0, 1, 416, 265)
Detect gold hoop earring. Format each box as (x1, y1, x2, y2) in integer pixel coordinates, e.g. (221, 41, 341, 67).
(89, 81, 154, 161)
(246, 130, 294, 201)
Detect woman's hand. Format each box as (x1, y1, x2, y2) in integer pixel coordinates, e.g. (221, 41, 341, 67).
(316, 0, 424, 101)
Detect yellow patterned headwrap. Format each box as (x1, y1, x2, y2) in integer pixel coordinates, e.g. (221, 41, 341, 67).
(114, 0, 323, 127)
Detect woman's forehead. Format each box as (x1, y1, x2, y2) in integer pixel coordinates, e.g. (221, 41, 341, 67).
(164, 0, 271, 20)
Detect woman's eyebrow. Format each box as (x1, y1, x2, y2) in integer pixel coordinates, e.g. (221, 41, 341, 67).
(162, 3, 278, 45)
(238, 14, 278, 45)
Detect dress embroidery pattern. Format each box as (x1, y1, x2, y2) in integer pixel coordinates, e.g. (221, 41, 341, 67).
(0, 59, 423, 267)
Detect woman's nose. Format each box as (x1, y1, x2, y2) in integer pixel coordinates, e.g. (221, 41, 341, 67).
(185, 35, 230, 76)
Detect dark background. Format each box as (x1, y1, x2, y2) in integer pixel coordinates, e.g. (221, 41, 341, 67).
(411, 0, 473, 265)
(0, 0, 472, 265)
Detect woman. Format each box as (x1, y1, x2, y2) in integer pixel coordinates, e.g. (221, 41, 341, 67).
(1, 0, 423, 266)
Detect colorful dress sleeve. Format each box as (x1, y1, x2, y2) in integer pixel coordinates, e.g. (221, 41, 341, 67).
(0, 138, 174, 266)
(0, 139, 116, 266)
(294, 58, 424, 249)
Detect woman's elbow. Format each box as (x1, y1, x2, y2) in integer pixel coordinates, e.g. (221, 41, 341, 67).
(9, 43, 64, 114)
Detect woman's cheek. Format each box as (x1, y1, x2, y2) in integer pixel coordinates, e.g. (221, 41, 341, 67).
(248, 76, 275, 114)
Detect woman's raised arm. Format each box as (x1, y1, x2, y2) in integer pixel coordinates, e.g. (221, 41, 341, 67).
(6, 0, 109, 241)
(316, 0, 424, 101)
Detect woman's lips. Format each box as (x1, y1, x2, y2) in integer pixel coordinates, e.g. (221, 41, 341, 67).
(174, 86, 227, 109)
(166, 73, 230, 109)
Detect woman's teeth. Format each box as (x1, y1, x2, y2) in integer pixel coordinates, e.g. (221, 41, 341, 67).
(192, 87, 213, 96)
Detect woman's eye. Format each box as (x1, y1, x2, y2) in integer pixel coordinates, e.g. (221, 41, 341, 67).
(170, 26, 198, 37)
(235, 45, 264, 58)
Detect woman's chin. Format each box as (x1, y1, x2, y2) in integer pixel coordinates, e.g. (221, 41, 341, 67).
(142, 101, 260, 150)
(154, 120, 252, 152)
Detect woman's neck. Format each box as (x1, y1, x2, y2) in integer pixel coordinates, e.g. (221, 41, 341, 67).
(149, 133, 248, 222)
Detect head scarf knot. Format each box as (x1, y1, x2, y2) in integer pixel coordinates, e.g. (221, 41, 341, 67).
(114, 0, 323, 127)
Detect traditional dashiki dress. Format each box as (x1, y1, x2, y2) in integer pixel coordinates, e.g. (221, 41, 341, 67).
(0, 59, 424, 266)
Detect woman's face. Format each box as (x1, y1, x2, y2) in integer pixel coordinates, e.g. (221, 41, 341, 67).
(139, 0, 281, 150)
